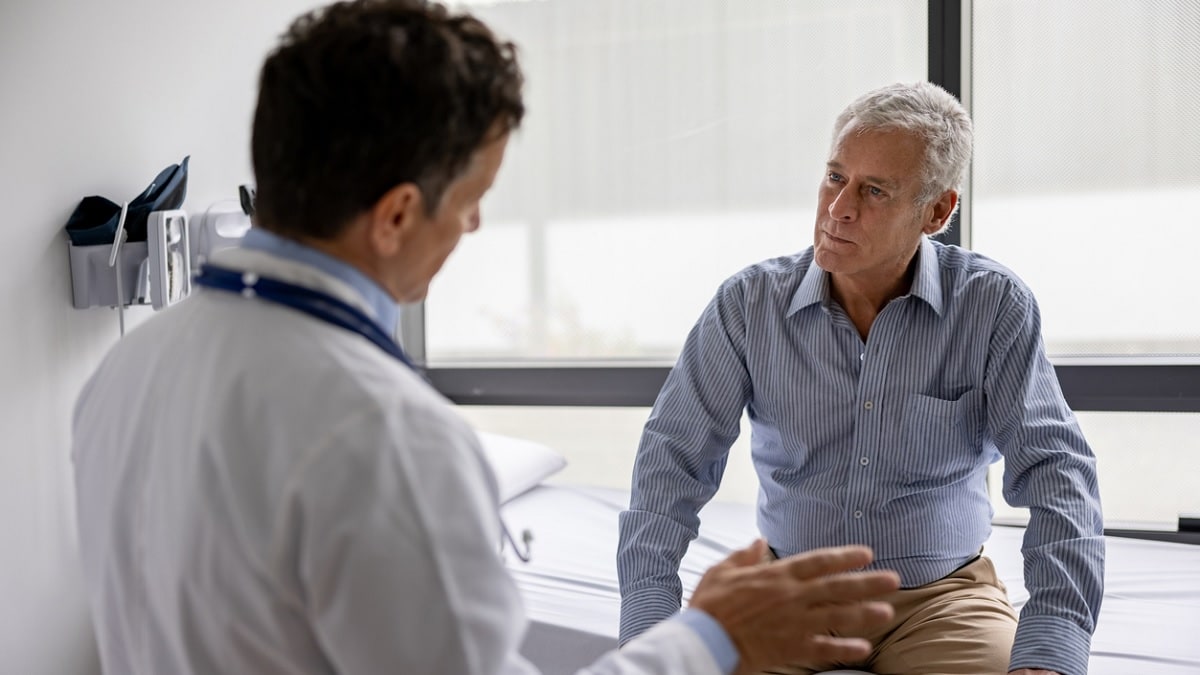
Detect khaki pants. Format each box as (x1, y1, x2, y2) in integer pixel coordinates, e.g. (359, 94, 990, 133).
(760, 553, 1018, 675)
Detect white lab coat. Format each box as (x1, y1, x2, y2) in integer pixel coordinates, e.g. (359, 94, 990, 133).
(72, 247, 722, 675)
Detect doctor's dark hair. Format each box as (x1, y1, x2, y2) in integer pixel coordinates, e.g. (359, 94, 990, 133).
(251, 0, 524, 239)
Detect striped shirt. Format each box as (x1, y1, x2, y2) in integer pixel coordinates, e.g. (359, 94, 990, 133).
(617, 237, 1104, 675)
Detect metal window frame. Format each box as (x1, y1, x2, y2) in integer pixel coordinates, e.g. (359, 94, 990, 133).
(425, 362, 1200, 413)
(928, 0, 967, 248)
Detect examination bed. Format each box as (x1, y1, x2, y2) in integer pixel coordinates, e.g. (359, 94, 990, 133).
(501, 484, 1200, 675)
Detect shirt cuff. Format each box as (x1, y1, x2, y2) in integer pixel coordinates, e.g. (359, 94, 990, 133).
(619, 585, 683, 646)
(1010, 614, 1092, 675)
(677, 609, 739, 675)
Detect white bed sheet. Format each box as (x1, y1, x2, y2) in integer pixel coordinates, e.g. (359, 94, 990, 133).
(501, 484, 1200, 675)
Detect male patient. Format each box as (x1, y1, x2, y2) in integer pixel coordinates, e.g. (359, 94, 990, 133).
(617, 82, 1104, 675)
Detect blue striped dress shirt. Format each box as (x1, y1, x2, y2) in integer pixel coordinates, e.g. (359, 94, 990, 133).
(617, 237, 1104, 675)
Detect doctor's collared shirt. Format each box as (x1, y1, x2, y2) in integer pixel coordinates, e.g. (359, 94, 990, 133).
(241, 226, 400, 335)
(617, 237, 1104, 675)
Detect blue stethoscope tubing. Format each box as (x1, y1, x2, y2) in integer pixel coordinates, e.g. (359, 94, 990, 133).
(193, 264, 533, 563)
(194, 265, 418, 369)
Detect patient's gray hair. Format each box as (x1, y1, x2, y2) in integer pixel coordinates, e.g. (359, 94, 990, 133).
(832, 82, 973, 211)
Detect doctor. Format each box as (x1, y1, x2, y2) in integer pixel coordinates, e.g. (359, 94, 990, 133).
(71, 1, 899, 673)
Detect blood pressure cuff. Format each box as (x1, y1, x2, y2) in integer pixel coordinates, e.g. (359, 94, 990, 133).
(65, 155, 190, 246)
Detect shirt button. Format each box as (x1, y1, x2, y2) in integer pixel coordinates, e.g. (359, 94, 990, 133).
(854, 510, 863, 519)
(859, 457, 870, 466)
(860, 352, 865, 361)
(863, 400, 874, 410)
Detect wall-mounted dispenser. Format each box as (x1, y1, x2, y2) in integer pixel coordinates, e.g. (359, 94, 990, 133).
(66, 203, 191, 334)
(64, 156, 191, 333)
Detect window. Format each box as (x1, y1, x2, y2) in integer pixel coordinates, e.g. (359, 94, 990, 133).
(971, 0, 1200, 357)
(972, 0, 1200, 527)
(431, 0, 928, 362)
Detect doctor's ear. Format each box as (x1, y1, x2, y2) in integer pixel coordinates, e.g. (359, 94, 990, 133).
(368, 183, 425, 257)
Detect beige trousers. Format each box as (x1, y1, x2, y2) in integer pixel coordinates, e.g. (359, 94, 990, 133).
(760, 554, 1018, 675)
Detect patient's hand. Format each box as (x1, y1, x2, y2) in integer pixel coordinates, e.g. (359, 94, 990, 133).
(687, 539, 899, 675)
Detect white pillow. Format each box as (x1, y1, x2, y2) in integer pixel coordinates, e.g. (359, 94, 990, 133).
(475, 431, 568, 503)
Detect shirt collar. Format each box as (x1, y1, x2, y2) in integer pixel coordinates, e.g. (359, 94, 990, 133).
(787, 254, 830, 316)
(909, 236, 944, 315)
(240, 227, 401, 334)
(787, 237, 944, 317)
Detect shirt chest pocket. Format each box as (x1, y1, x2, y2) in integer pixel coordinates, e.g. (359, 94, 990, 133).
(895, 388, 985, 482)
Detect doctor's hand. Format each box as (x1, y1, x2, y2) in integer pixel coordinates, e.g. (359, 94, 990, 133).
(687, 539, 898, 675)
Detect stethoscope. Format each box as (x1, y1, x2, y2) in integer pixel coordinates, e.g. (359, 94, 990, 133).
(194, 264, 533, 564)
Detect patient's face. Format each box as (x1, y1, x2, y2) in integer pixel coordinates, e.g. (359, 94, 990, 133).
(812, 123, 940, 288)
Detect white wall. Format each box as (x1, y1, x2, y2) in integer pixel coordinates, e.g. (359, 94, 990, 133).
(0, 0, 320, 671)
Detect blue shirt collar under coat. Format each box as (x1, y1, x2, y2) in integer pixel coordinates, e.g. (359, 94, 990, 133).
(240, 227, 401, 335)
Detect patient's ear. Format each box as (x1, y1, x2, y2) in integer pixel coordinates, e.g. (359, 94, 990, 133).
(368, 183, 425, 257)
(921, 190, 958, 235)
